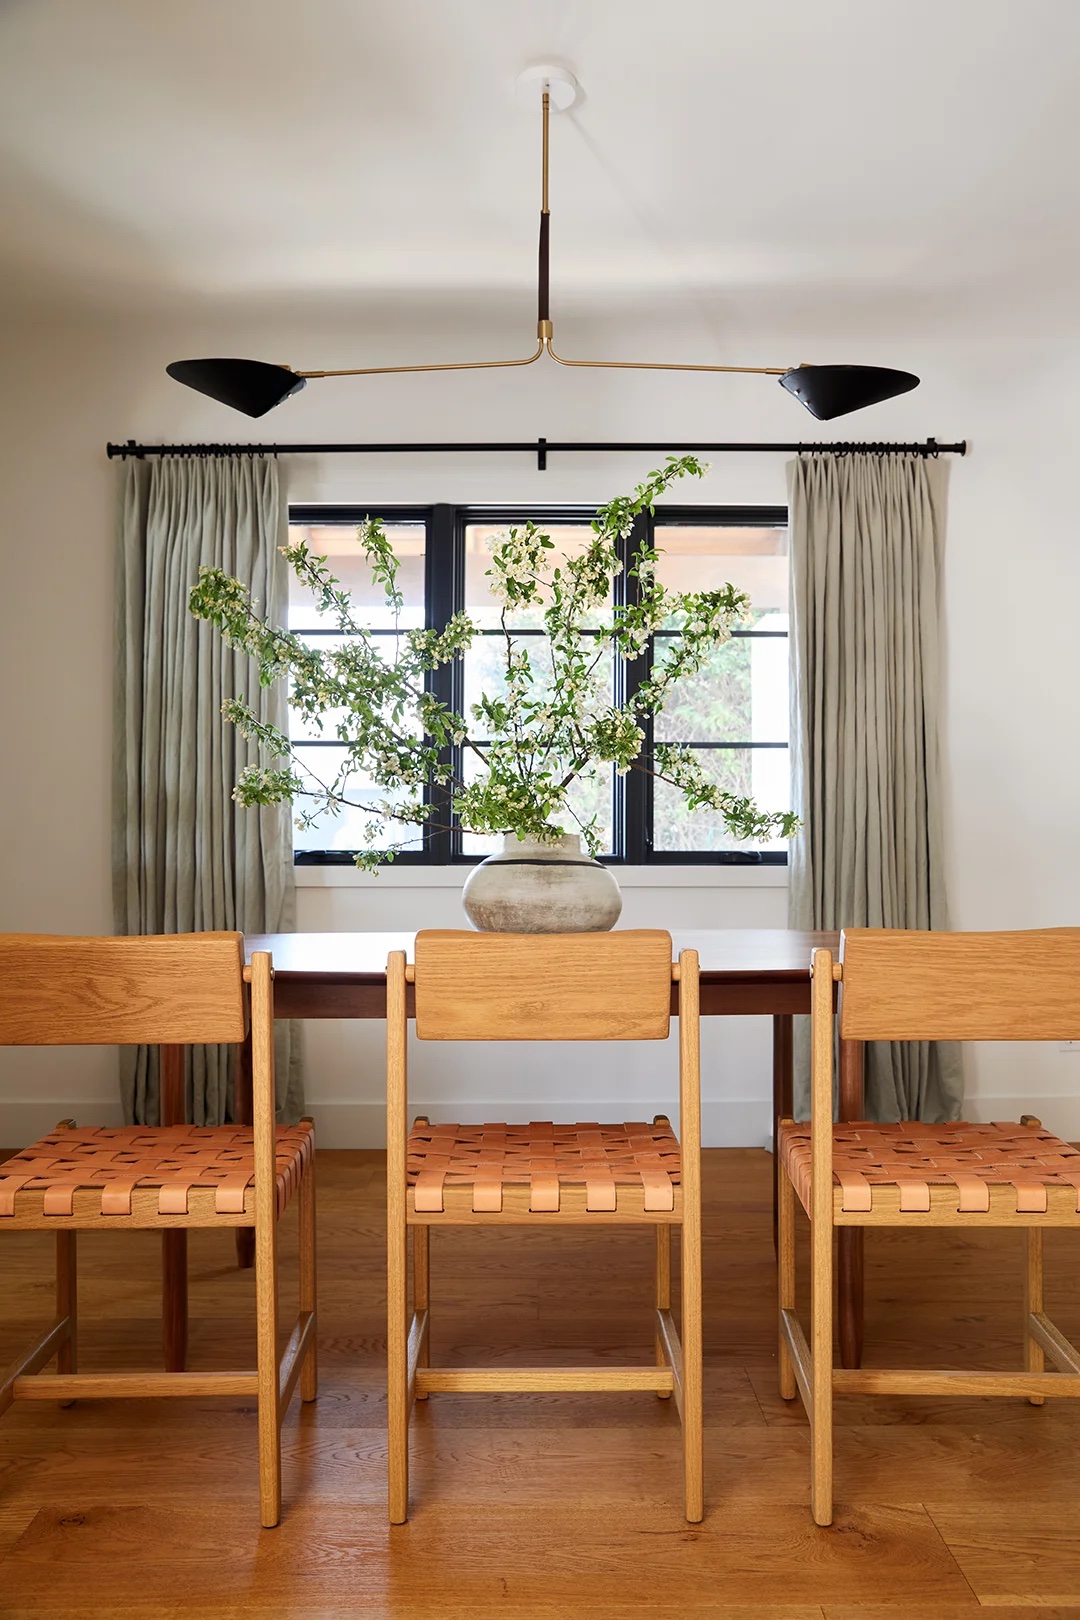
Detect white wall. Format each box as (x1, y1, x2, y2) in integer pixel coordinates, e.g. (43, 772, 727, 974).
(1, 303, 1078, 1143)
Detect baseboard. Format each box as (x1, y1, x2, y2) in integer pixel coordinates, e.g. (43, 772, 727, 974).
(962, 1095, 1080, 1139)
(0, 1097, 771, 1151)
(0, 1099, 124, 1145)
(4, 1093, 1071, 1153)
(302, 1095, 1080, 1150)
(302, 1098, 775, 1150)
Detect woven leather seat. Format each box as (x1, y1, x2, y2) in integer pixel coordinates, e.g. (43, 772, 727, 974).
(0, 1122, 314, 1219)
(407, 1118, 681, 1214)
(780, 1118, 1080, 1217)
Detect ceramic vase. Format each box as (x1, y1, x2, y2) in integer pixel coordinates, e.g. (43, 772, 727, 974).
(461, 832, 623, 933)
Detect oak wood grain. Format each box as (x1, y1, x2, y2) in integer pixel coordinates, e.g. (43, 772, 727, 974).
(0, 1502, 972, 1608)
(413, 929, 674, 1042)
(926, 1501, 1080, 1605)
(0, 933, 245, 1045)
(4, 1150, 1074, 1614)
(839, 926, 1080, 1041)
(0, 1607, 830, 1620)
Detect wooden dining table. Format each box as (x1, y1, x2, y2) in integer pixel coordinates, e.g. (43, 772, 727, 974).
(160, 928, 867, 1371)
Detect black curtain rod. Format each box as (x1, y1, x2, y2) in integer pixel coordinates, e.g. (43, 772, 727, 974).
(107, 436, 965, 472)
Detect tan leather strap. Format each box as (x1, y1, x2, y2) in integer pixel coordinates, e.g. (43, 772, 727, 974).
(780, 1119, 1080, 1216)
(406, 1118, 681, 1215)
(0, 1123, 314, 1218)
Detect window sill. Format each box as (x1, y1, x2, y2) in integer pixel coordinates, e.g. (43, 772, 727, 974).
(294, 863, 788, 890)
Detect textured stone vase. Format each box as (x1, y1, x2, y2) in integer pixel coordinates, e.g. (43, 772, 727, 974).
(461, 832, 623, 933)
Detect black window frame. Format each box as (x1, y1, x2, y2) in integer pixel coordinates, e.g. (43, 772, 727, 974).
(289, 501, 789, 867)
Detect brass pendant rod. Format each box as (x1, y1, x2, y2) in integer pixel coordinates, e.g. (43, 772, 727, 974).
(299, 85, 793, 385)
(542, 88, 550, 215)
(538, 89, 551, 323)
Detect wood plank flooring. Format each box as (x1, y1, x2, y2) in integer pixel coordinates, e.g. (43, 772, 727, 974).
(1, 1148, 1080, 1617)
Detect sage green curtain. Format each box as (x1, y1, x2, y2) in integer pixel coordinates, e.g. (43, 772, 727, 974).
(114, 454, 302, 1124)
(788, 452, 962, 1121)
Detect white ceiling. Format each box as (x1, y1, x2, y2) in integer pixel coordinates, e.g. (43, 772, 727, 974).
(1, 0, 1078, 330)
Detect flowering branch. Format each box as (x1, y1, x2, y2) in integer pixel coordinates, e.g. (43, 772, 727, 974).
(189, 458, 798, 869)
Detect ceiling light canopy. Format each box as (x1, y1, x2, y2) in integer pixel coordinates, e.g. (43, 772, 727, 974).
(167, 65, 919, 422)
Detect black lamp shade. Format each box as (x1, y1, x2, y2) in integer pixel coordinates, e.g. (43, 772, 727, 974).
(166, 358, 306, 417)
(778, 364, 919, 421)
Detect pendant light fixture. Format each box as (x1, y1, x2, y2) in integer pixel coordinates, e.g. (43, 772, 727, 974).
(167, 66, 919, 421)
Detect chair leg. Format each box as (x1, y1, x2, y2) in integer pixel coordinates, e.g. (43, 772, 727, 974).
(234, 1033, 256, 1271)
(778, 1161, 796, 1401)
(1023, 1227, 1045, 1407)
(55, 1232, 77, 1407)
(388, 1216, 410, 1523)
(655, 1225, 672, 1398)
(413, 1227, 430, 1400)
(681, 1220, 704, 1524)
(255, 1219, 281, 1529)
(810, 1218, 834, 1526)
(299, 1137, 318, 1403)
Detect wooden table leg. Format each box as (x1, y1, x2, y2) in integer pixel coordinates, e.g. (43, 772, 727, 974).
(160, 1044, 188, 1373)
(162, 1229, 188, 1372)
(838, 1038, 865, 1370)
(234, 1029, 256, 1270)
(772, 1014, 794, 1252)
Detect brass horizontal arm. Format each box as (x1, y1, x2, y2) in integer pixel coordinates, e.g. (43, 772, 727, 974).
(544, 335, 790, 377)
(299, 342, 544, 380)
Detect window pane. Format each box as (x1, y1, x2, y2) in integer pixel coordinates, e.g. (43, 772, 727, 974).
(652, 746, 790, 854)
(463, 633, 614, 740)
(652, 524, 788, 606)
(288, 521, 426, 630)
(654, 619, 788, 745)
(649, 522, 790, 855)
(464, 522, 612, 629)
(459, 749, 615, 858)
(291, 745, 424, 853)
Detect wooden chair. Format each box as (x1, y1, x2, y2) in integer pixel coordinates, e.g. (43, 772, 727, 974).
(778, 927, 1080, 1525)
(0, 932, 317, 1528)
(386, 929, 702, 1522)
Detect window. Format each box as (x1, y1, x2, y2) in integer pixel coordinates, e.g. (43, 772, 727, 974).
(288, 503, 789, 865)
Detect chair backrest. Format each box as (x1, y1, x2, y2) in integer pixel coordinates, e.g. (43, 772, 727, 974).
(0, 932, 247, 1046)
(838, 927, 1080, 1043)
(412, 929, 674, 1042)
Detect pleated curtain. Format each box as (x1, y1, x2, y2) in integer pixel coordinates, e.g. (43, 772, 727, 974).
(114, 454, 302, 1124)
(787, 452, 962, 1121)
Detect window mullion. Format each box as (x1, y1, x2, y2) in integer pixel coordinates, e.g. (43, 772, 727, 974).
(424, 503, 460, 865)
(618, 511, 651, 865)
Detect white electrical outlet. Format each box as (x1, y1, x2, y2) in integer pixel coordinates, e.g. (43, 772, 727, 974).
(1060, 1041, 1080, 1053)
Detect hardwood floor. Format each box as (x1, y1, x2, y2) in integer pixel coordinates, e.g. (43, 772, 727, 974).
(1, 1147, 1080, 1617)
